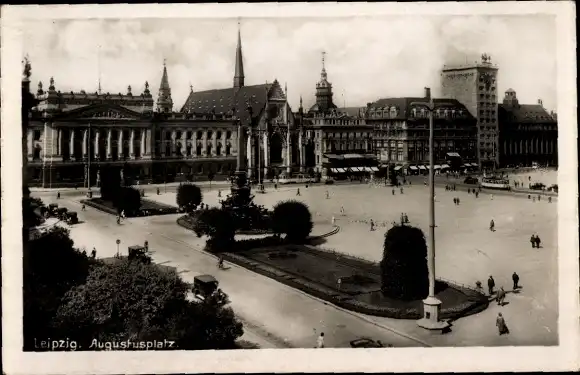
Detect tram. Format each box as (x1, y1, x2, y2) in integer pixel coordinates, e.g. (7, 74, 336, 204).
(480, 177, 511, 190)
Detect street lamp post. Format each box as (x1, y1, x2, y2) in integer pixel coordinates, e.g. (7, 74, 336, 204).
(413, 88, 450, 332)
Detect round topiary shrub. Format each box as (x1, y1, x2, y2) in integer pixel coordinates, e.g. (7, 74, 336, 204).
(192, 208, 236, 253)
(380, 224, 429, 300)
(114, 187, 142, 216)
(271, 200, 313, 243)
(176, 183, 203, 212)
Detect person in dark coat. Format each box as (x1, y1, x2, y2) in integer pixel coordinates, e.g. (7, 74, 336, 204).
(475, 191, 479, 198)
(496, 287, 506, 305)
(57, 192, 61, 199)
(487, 276, 495, 295)
(496, 312, 509, 335)
(490, 219, 495, 232)
(530, 234, 537, 248)
(535, 235, 541, 248)
(512, 272, 520, 290)
(91, 247, 97, 259)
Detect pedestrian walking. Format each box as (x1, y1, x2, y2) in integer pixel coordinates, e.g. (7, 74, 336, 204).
(548, 196, 552, 203)
(538, 194, 541, 201)
(326, 190, 330, 199)
(490, 219, 495, 232)
(535, 235, 541, 248)
(512, 272, 520, 290)
(530, 234, 537, 248)
(370, 219, 375, 231)
(316, 332, 325, 348)
(453, 197, 457, 205)
(218, 190, 222, 198)
(296, 188, 301, 196)
(91, 247, 97, 259)
(475, 191, 479, 198)
(340, 206, 345, 216)
(487, 275, 495, 295)
(144, 240, 149, 251)
(400, 187, 404, 194)
(57, 192, 61, 199)
(81, 204, 86, 211)
(275, 183, 278, 190)
(496, 287, 506, 305)
(392, 188, 395, 195)
(82, 249, 87, 256)
(157, 187, 160, 195)
(404, 213, 409, 223)
(496, 313, 510, 335)
(457, 197, 460, 205)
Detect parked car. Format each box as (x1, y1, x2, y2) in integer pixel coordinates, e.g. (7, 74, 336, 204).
(192, 274, 219, 301)
(349, 338, 392, 348)
(548, 184, 558, 193)
(529, 182, 546, 190)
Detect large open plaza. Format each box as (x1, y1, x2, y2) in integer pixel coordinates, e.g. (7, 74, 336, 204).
(34, 170, 558, 347)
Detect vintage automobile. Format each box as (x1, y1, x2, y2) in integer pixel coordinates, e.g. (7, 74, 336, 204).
(47, 203, 59, 216)
(67, 211, 79, 225)
(349, 338, 392, 348)
(128, 245, 152, 264)
(463, 176, 479, 185)
(56, 207, 69, 220)
(529, 182, 546, 191)
(192, 274, 219, 301)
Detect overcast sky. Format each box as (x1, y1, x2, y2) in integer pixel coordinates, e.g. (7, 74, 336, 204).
(22, 15, 557, 112)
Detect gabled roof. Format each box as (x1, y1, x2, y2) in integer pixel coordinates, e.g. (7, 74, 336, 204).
(369, 97, 474, 120)
(180, 83, 274, 124)
(498, 104, 556, 124)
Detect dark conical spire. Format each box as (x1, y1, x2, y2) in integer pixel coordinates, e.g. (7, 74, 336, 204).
(233, 20, 245, 89)
(157, 59, 173, 113)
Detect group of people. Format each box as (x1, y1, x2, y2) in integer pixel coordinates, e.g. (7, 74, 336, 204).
(452, 197, 461, 205)
(81, 247, 98, 259)
(400, 212, 409, 224)
(530, 234, 542, 248)
(445, 184, 457, 191)
(486, 273, 521, 336)
(467, 188, 480, 198)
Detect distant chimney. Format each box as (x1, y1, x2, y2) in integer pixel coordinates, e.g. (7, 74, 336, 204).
(425, 87, 431, 100)
(538, 99, 543, 106)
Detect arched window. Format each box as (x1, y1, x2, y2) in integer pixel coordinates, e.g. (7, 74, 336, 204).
(196, 143, 202, 156)
(216, 143, 222, 156)
(226, 131, 231, 139)
(197, 131, 203, 140)
(217, 131, 222, 139)
(226, 144, 231, 155)
(207, 142, 213, 156)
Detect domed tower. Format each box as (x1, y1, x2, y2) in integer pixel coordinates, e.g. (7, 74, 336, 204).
(502, 88, 519, 108)
(156, 59, 173, 113)
(314, 52, 336, 113)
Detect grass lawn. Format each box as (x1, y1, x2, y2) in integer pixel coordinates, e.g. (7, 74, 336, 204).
(237, 244, 487, 319)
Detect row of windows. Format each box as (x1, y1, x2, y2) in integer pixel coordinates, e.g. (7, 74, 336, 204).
(163, 130, 232, 141)
(479, 110, 497, 116)
(479, 94, 496, 100)
(410, 108, 466, 118)
(478, 85, 496, 92)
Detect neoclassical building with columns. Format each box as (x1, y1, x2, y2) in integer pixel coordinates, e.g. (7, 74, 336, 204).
(25, 26, 305, 187)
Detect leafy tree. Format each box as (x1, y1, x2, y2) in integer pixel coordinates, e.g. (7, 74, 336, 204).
(176, 183, 203, 212)
(53, 258, 243, 350)
(271, 200, 313, 243)
(114, 187, 142, 216)
(23, 226, 94, 350)
(192, 208, 236, 252)
(380, 224, 429, 300)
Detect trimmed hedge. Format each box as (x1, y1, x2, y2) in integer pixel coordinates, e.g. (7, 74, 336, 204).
(82, 198, 178, 217)
(177, 214, 274, 235)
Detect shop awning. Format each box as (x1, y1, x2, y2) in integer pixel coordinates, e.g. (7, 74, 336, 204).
(409, 166, 418, 170)
(350, 167, 360, 172)
(418, 165, 426, 170)
(434, 165, 441, 169)
(426, 165, 431, 169)
(447, 152, 461, 158)
(330, 168, 339, 173)
(337, 168, 347, 173)
(463, 163, 471, 167)
(471, 163, 479, 167)
(394, 166, 402, 171)
(370, 166, 379, 172)
(441, 164, 450, 169)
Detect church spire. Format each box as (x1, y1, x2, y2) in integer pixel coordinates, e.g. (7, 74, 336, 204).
(157, 59, 173, 113)
(233, 20, 245, 89)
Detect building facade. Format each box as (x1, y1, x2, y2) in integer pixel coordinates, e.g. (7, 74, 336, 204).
(366, 87, 478, 175)
(297, 54, 376, 176)
(498, 89, 558, 167)
(25, 26, 304, 187)
(441, 54, 499, 169)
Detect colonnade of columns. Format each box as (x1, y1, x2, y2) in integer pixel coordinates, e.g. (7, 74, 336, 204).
(159, 128, 236, 158)
(245, 129, 307, 178)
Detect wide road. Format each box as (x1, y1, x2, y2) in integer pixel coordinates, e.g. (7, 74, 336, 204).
(36, 191, 430, 349)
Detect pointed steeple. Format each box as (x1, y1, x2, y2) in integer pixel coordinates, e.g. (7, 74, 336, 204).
(233, 20, 245, 89)
(157, 59, 173, 113)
